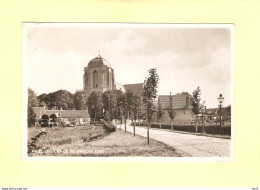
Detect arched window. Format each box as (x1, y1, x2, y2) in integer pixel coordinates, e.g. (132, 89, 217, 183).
(41, 114, 49, 120)
(93, 70, 98, 88)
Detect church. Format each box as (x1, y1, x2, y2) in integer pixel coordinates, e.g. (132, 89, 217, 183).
(83, 55, 144, 94)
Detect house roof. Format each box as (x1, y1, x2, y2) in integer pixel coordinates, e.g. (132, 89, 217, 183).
(204, 108, 218, 115)
(158, 94, 191, 109)
(33, 107, 90, 118)
(124, 83, 144, 92)
(201, 107, 231, 116)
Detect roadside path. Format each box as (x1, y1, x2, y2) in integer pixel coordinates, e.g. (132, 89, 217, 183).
(116, 124, 231, 157)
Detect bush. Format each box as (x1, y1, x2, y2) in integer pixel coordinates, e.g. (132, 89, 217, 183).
(173, 124, 196, 132)
(58, 120, 66, 127)
(100, 119, 116, 132)
(140, 122, 231, 136)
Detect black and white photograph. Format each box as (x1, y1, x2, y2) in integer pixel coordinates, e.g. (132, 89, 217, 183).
(23, 23, 233, 159)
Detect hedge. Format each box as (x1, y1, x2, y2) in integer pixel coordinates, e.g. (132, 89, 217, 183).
(100, 119, 116, 132)
(133, 122, 231, 136)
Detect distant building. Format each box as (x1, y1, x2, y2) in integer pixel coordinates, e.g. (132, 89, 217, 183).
(33, 106, 90, 127)
(83, 55, 116, 94)
(158, 92, 192, 110)
(197, 106, 231, 123)
(156, 92, 195, 124)
(83, 55, 144, 94)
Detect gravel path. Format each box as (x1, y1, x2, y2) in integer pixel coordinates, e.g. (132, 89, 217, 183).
(116, 124, 231, 157)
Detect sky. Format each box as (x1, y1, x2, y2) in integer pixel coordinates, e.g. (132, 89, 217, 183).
(25, 23, 233, 108)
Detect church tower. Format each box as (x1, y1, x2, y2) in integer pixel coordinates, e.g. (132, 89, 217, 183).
(83, 55, 116, 94)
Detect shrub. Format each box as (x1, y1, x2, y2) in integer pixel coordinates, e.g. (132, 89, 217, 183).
(58, 120, 66, 128)
(100, 119, 116, 132)
(147, 122, 231, 136)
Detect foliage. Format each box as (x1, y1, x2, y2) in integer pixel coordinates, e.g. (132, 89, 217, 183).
(116, 92, 127, 119)
(102, 90, 117, 121)
(73, 90, 88, 110)
(87, 90, 103, 121)
(131, 93, 140, 121)
(100, 119, 116, 132)
(125, 90, 140, 121)
(38, 90, 74, 110)
(28, 88, 40, 126)
(41, 114, 49, 120)
(157, 103, 164, 121)
(142, 68, 159, 123)
(50, 114, 57, 119)
(191, 86, 205, 115)
(136, 123, 231, 136)
(168, 109, 175, 120)
(114, 90, 124, 120)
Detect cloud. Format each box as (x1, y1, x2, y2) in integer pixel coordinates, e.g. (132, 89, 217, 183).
(98, 30, 147, 55)
(28, 49, 92, 95)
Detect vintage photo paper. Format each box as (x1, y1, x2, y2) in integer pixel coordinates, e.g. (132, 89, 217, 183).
(23, 23, 234, 161)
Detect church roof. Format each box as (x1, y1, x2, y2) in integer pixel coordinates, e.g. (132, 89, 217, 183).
(115, 82, 126, 92)
(124, 83, 144, 92)
(88, 55, 112, 68)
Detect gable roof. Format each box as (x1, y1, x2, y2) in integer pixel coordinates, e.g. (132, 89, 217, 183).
(204, 108, 218, 115)
(124, 83, 144, 92)
(158, 94, 192, 110)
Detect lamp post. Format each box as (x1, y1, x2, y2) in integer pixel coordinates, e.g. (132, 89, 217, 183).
(217, 93, 224, 127)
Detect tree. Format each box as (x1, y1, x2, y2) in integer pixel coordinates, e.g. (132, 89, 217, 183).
(142, 68, 159, 145)
(168, 108, 175, 130)
(114, 90, 124, 128)
(118, 93, 128, 133)
(73, 90, 87, 110)
(130, 93, 139, 136)
(87, 90, 103, 121)
(126, 90, 135, 119)
(28, 88, 39, 127)
(167, 95, 176, 130)
(102, 90, 117, 121)
(191, 86, 205, 132)
(38, 90, 74, 110)
(157, 103, 164, 129)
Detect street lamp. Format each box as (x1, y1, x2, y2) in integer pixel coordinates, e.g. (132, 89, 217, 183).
(217, 93, 224, 127)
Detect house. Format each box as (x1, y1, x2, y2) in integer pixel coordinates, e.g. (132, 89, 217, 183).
(32, 106, 90, 127)
(156, 92, 195, 125)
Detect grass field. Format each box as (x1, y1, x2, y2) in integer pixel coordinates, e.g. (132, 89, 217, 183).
(28, 125, 183, 157)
